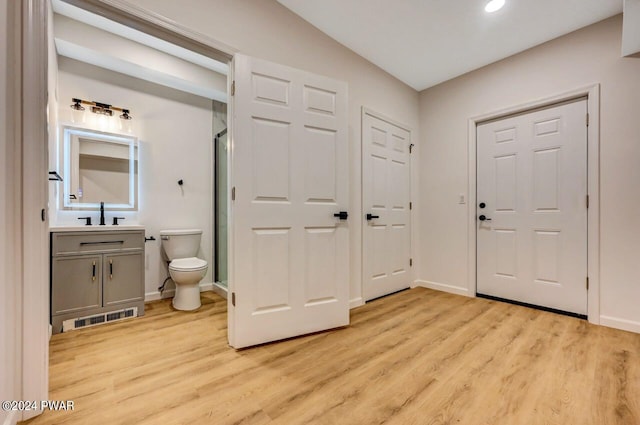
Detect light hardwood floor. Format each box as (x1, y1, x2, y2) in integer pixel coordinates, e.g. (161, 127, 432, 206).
(22, 288, 640, 425)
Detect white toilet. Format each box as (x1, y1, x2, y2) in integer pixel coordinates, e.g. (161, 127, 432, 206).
(160, 229, 208, 311)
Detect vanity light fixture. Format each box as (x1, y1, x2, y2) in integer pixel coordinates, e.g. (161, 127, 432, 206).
(91, 101, 114, 116)
(70, 98, 133, 121)
(70, 98, 87, 124)
(119, 109, 132, 121)
(70, 98, 85, 111)
(485, 0, 505, 13)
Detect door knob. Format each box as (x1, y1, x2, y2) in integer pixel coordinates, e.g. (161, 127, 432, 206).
(333, 211, 348, 220)
(479, 202, 486, 209)
(479, 215, 492, 221)
(366, 213, 380, 221)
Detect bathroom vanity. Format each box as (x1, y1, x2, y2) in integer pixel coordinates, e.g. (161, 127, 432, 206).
(50, 226, 145, 334)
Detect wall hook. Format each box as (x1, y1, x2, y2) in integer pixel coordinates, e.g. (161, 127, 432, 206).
(178, 179, 183, 186)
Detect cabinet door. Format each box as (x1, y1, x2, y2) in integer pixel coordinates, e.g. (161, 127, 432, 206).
(52, 255, 102, 315)
(103, 252, 144, 306)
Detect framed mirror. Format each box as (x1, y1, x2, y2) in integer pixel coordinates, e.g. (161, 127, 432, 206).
(62, 126, 138, 210)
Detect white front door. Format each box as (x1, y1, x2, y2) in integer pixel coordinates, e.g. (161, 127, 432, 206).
(362, 110, 412, 301)
(229, 54, 349, 348)
(476, 99, 588, 315)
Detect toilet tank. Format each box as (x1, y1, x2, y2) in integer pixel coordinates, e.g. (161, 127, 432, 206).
(160, 229, 203, 260)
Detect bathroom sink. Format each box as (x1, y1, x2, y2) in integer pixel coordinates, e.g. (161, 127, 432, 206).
(50, 225, 145, 232)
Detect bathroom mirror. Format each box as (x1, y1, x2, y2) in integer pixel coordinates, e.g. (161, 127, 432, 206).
(62, 126, 138, 210)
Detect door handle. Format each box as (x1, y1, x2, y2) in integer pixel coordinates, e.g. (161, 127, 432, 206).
(333, 211, 348, 220)
(366, 213, 380, 221)
(92, 261, 96, 281)
(478, 215, 492, 221)
(109, 259, 113, 279)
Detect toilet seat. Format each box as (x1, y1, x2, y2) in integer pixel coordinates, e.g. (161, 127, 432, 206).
(169, 257, 208, 272)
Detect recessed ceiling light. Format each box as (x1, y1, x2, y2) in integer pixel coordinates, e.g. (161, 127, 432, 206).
(485, 0, 505, 13)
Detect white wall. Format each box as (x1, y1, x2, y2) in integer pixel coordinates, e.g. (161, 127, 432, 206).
(53, 58, 214, 298)
(127, 0, 421, 305)
(418, 15, 640, 331)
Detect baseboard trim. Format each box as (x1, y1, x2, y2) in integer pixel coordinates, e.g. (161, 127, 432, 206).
(414, 280, 471, 297)
(349, 297, 364, 309)
(211, 282, 228, 299)
(145, 282, 214, 302)
(199, 282, 214, 292)
(600, 315, 640, 334)
(145, 288, 175, 302)
(2, 410, 20, 425)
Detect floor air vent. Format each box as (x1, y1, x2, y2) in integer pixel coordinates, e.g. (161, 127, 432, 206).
(62, 307, 138, 332)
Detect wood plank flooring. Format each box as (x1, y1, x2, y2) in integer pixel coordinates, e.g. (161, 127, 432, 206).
(22, 288, 640, 425)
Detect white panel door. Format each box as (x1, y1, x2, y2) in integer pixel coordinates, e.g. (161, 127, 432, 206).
(362, 110, 412, 301)
(229, 54, 349, 348)
(477, 99, 588, 315)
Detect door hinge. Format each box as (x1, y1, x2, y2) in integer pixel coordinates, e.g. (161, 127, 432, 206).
(231, 292, 236, 306)
(409, 258, 413, 267)
(231, 80, 235, 96)
(586, 277, 589, 290)
(231, 186, 236, 201)
(41, 208, 46, 222)
(586, 195, 589, 208)
(409, 143, 414, 154)
(586, 113, 589, 127)
(409, 202, 412, 210)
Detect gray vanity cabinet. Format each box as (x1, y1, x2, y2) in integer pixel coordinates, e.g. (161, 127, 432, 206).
(50, 229, 145, 333)
(103, 252, 144, 307)
(51, 255, 102, 315)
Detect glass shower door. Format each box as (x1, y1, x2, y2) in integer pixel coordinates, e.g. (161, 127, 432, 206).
(215, 129, 228, 287)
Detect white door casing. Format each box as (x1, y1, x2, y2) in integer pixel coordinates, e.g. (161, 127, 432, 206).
(229, 54, 349, 349)
(362, 110, 412, 301)
(476, 99, 588, 315)
(22, 0, 50, 420)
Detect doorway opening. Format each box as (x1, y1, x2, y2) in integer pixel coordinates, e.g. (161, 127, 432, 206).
(18, 0, 237, 418)
(48, 0, 230, 306)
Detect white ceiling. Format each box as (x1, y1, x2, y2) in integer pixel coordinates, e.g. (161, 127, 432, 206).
(277, 0, 623, 91)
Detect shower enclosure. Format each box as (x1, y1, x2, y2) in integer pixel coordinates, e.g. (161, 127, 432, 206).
(214, 128, 228, 289)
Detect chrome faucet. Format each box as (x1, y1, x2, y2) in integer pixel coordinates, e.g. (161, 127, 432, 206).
(99, 202, 106, 225)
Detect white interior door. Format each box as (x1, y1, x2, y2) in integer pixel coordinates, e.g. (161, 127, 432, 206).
(362, 110, 412, 301)
(477, 99, 588, 315)
(229, 54, 349, 349)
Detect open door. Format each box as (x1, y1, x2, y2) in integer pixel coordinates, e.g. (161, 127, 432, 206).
(228, 54, 349, 348)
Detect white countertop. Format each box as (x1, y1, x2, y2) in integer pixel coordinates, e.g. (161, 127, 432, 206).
(50, 225, 145, 232)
